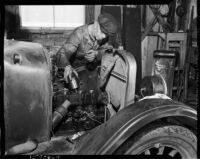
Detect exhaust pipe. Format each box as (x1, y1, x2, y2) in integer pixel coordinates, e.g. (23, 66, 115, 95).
(52, 99, 71, 130)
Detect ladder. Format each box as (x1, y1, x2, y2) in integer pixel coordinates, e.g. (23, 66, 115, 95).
(166, 33, 187, 101)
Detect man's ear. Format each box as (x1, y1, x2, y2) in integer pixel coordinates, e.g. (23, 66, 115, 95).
(94, 21, 98, 29)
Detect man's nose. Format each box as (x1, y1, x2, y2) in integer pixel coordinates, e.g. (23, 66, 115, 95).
(102, 33, 106, 39)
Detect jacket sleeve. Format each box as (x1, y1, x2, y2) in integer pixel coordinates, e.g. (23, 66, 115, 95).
(96, 43, 114, 61)
(96, 30, 122, 61)
(56, 30, 80, 67)
(109, 31, 122, 48)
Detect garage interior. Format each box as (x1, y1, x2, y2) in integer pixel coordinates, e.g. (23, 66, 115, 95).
(3, 1, 198, 156)
(4, 3, 198, 107)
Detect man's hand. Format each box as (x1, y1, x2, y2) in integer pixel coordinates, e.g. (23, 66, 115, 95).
(85, 50, 98, 62)
(64, 65, 78, 83)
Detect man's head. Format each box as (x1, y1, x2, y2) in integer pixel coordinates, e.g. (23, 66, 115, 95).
(93, 13, 118, 41)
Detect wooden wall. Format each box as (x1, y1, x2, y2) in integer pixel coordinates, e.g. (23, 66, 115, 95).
(141, 0, 197, 77)
(5, 3, 197, 79)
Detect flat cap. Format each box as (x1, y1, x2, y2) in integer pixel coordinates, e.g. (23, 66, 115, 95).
(98, 13, 118, 36)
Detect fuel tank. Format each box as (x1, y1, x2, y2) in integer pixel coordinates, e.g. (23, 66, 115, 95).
(4, 40, 52, 150)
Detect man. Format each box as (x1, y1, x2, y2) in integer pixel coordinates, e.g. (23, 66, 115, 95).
(56, 13, 121, 82)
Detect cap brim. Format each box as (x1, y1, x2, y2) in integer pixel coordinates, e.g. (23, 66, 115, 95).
(100, 26, 115, 37)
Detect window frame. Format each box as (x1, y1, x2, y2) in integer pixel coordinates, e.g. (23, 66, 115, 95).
(18, 5, 88, 33)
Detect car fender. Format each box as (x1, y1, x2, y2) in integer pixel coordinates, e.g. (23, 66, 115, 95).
(73, 98, 197, 154)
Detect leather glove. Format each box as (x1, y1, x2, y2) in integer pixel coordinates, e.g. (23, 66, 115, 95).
(64, 65, 78, 83)
(85, 50, 98, 62)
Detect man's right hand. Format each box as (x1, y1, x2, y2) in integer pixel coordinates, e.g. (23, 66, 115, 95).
(85, 50, 98, 62)
(64, 65, 78, 83)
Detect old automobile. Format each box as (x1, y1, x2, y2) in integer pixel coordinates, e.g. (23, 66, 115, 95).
(3, 39, 197, 158)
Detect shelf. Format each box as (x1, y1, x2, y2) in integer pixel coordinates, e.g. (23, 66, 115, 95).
(192, 41, 197, 47)
(174, 67, 183, 71)
(168, 43, 181, 47)
(173, 86, 184, 90)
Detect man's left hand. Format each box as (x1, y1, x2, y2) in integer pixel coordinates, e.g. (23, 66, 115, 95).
(85, 50, 98, 62)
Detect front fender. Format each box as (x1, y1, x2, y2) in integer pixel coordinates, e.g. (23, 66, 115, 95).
(73, 98, 197, 154)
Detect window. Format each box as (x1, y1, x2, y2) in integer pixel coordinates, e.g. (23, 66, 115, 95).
(19, 5, 85, 29)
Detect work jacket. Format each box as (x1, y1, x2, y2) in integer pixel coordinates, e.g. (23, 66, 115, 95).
(57, 24, 120, 68)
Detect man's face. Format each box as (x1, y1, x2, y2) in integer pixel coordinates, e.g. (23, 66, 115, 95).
(95, 23, 108, 41)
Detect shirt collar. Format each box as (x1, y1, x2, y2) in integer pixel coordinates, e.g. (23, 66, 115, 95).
(87, 24, 96, 42)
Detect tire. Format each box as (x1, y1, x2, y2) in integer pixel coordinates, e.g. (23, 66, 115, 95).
(115, 124, 197, 159)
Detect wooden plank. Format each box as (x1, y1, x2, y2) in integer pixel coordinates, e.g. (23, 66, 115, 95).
(85, 5, 95, 24)
(142, 35, 165, 78)
(124, 6, 141, 93)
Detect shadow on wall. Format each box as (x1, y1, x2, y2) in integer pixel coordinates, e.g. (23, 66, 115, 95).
(5, 5, 31, 41)
(4, 5, 74, 55)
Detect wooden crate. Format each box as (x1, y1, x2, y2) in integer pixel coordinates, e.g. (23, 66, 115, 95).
(166, 33, 187, 69)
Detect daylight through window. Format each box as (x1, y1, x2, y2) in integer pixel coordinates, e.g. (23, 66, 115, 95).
(20, 5, 85, 28)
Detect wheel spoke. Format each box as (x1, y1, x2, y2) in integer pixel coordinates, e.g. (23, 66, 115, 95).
(169, 150, 178, 157)
(157, 146, 165, 155)
(144, 149, 151, 155)
(154, 143, 160, 148)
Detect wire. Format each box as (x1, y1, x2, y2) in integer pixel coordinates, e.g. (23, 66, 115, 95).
(140, 88, 146, 98)
(84, 112, 102, 124)
(104, 106, 107, 123)
(106, 91, 111, 104)
(104, 91, 111, 122)
(53, 89, 67, 96)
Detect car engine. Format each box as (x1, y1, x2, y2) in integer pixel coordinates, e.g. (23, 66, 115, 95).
(51, 57, 110, 133)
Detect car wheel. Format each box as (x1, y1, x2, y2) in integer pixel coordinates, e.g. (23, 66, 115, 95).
(115, 125, 197, 158)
